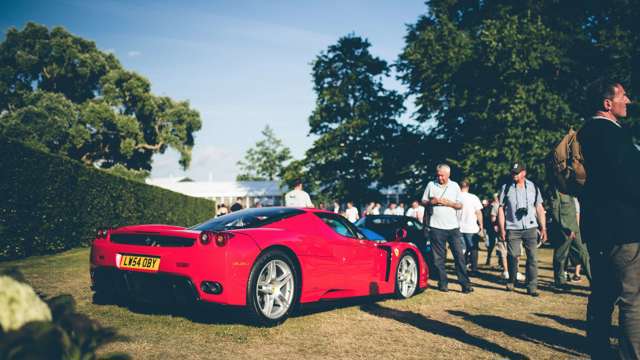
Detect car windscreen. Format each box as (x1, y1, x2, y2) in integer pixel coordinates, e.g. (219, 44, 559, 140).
(191, 207, 304, 231)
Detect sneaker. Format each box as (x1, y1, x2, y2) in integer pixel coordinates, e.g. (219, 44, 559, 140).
(554, 283, 571, 292)
(505, 283, 514, 292)
(438, 285, 449, 292)
(572, 274, 582, 282)
(502, 271, 510, 280)
(462, 286, 474, 294)
(516, 272, 526, 281)
(527, 289, 540, 297)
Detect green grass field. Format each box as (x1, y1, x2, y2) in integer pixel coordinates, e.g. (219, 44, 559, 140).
(1, 246, 596, 359)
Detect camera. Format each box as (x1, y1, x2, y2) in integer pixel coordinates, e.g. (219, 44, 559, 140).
(515, 207, 528, 219)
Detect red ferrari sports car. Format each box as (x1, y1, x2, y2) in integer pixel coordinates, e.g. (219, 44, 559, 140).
(90, 207, 429, 326)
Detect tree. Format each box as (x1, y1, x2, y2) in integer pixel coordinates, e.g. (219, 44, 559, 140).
(0, 22, 201, 173)
(397, 0, 639, 197)
(236, 125, 292, 181)
(305, 35, 407, 205)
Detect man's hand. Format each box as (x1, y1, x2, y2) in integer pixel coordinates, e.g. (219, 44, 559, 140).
(500, 229, 507, 241)
(540, 228, 548, 243)
(569, 231, 576, 240)
(429, 197, 441, 206)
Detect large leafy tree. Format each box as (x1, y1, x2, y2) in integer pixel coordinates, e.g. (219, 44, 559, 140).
(305, 35, 407, 205)
(397, 0, 639, 197)
(236, 125, 292, 181)
(0, 22, 201, 172)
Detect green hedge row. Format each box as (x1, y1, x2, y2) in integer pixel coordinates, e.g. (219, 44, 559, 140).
(0, 137, 215, 260)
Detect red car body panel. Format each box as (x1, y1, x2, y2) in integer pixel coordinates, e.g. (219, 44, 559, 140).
(90, 208, 429, 306)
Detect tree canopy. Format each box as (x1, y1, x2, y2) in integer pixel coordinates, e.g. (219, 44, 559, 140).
(0, 22, 201, 172)
(303, 35, 408, 205)
(396, 0, 639, 197)
(236, 125, 292, 181)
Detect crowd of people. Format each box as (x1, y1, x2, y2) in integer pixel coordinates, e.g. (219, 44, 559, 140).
(216, 81, 637, 359)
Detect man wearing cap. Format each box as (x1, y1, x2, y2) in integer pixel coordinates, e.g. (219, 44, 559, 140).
(498, 162, 547, 296)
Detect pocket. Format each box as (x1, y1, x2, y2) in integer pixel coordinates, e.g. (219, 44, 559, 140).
(611, 243, 640, 269)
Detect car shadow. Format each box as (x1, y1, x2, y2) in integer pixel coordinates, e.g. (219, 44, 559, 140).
(92, 293, 252, 325)
(360, 303, 529, 360)
(447, 310, 587, 357)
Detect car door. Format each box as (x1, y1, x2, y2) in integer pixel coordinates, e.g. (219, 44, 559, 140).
(315, 213, 379, 294)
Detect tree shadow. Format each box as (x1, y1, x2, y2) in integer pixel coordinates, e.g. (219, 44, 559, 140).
(360, 303, 529, 360)
(448, 310, 587, 357)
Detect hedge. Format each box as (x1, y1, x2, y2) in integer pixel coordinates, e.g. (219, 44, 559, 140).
(0, 137, 215, 260)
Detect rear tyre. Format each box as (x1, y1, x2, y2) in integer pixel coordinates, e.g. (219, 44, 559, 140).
(395, 252, 419, 299)
(246, 249, 299, 326)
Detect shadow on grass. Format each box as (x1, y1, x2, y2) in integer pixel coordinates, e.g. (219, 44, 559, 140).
(448, 310, 587, 357)
(360, 303, 529, 360)
(534, 313, 586, 331)
(93, 293, 253, 325)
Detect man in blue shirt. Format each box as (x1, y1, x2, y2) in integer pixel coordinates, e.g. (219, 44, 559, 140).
(498, 162, 547, 296)
(422, 164, 473, 294)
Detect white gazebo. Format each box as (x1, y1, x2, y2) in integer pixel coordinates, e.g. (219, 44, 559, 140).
(145, 177, 287, 208)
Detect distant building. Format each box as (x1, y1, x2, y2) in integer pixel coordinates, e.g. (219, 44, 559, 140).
(145, 177, 287, 208)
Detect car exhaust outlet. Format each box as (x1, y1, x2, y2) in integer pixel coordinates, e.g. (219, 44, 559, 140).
(201, 281, 223, 295)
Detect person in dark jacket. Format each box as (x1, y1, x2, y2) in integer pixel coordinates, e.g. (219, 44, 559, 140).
(578, 80, 637, 359)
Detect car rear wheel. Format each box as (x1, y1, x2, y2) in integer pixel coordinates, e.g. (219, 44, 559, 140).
(247, 249, 299, 326)
(395, 252, 418, 299)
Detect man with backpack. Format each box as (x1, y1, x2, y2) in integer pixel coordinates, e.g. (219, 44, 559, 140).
(578, 81, 638, 359)
(497, 162, 547, 297)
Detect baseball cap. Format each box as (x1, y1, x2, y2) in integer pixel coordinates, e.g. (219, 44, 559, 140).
(511, 162, 526, 174)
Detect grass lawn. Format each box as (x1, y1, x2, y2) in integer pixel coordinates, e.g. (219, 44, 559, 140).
(1, 246, 596, 359)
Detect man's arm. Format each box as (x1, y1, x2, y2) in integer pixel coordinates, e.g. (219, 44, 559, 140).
(475, 209, 484, 233)
(439, 198, 462, 209)
(536, 203, 547, 242)
(498, 206, 506, 241)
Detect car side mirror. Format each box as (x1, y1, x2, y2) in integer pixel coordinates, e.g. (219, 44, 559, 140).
(394, 228, 407, 242)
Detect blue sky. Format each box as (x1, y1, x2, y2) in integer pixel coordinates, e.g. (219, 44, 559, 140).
(2, 0, 427, 180)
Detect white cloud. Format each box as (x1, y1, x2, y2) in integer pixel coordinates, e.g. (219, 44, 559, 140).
(127, 50, 141, 57)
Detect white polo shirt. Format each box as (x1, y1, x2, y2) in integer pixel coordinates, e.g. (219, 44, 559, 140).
(422, 180, 461, 230)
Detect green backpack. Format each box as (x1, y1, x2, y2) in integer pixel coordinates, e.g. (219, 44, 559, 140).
(547, 129, 586, 196)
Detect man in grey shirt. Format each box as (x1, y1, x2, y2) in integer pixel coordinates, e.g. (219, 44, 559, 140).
(422, 164, 473, 293)
(498, 162, 547, 296)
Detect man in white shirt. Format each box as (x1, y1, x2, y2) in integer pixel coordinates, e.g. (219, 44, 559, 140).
(284, 180, 314, 208)
(396, 202, 406, 216)
(384, 202, 399, 215)
(345, 201, 359, 223)
(406, 200, 425, 223)
(458, 180, 483, 276)
(422, 164, 473, 293)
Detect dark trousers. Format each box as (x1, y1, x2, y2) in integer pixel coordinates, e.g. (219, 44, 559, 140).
(462, 232, 480, 272)
(485, 231, 497, 265)
(430, 227, 470, 289)
(553, 231, 591, 285)
(506, 228, 538, 291)
(587, 242, 640, 360)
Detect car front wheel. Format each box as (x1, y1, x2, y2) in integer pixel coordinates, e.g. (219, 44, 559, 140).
(246, 249, 299, 326)
(395, 252, 419, 299)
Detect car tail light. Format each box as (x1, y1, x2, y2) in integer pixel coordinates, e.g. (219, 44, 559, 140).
(199, 231, 214, 245)
(95, 227, 109, 239)
(215, 232, 234, 247)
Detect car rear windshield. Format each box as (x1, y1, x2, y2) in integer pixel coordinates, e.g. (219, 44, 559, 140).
(191, 207, 304, 231)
